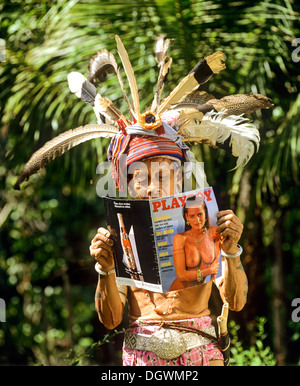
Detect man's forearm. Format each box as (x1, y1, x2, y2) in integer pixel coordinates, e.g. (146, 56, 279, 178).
(95, 274, 124, 330)
(219, 256, 248, 311)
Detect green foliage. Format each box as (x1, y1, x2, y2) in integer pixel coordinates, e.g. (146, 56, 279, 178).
(230, 318, 277, 366)
(67, 328, 125, 366)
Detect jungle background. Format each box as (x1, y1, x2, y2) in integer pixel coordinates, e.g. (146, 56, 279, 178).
(0, 0, 299, 366)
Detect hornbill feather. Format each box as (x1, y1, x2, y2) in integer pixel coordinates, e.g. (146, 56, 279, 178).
(14, 124, 119, 190)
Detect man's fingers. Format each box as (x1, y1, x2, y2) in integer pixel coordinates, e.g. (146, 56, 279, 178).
(92, 232, 114, 247)
(217, 220, 241, 234)
(217, 211, 241, 226)
(92, 237, 114, 249)
(91, 247, 112, 261)
(97, 227, 111, 237)
(216, 210, 243, 236)
(221, 228, 240, 240)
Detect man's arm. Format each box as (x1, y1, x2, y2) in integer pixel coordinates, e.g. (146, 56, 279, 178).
(217, 256, 248, 311)
(94, 273, 125, 330)
(90, 228, 125, 329)
(216, 210, 248, 311)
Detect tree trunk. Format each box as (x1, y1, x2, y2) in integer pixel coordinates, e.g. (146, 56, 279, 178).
(233, 170, 268, 343)
(272, 215, 287, 366)
(62, 271, 75, 348)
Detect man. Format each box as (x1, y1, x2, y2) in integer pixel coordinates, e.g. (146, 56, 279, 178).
(90, 134, 246, 366)
(14, 35, 270, 366)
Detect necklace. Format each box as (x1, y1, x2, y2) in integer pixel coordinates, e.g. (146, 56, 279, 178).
(143, 290, 177, 316)
(190, 228, 207, 245)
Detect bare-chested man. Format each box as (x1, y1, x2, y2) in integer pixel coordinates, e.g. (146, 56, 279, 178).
(90, 135, 247, 366)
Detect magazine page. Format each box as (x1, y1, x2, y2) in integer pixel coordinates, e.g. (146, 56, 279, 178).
(102, 197, 163, 292)
(102, 186, 222, 293)
(150, 187, 222, 292)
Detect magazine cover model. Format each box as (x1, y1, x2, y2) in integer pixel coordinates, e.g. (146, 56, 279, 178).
(102, 187, 222, 292)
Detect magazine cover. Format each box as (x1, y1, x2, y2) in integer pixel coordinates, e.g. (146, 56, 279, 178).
(102, 187, 222, 292)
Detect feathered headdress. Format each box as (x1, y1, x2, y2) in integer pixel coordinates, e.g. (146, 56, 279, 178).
(14, 35, 273, 190)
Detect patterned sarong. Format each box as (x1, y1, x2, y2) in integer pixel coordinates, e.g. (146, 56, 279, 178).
(122, 316, 223, 366)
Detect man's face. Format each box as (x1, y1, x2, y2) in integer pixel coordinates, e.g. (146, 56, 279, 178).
(127, 157, 182, 199)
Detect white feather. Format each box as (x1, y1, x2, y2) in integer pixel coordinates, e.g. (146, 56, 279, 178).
(68, 71, 125, 126)
(180, 110, 260, 168)
(68, 72, 87, 96)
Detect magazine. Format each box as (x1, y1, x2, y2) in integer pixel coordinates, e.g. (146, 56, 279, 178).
(102, 187, 222, 293)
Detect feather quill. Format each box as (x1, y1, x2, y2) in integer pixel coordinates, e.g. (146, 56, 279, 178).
(158, 51, 226, 114)
(180, 110, 260, 168)
(154, 35, 171, 65)
(88, 49, 133, 117)
(115, 35, 140, 120)
(14, 124, 119, 189)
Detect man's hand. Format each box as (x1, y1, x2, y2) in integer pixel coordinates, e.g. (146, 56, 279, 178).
(90, 227, 115, 271)
(216, 210, 243, 255)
